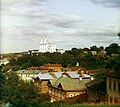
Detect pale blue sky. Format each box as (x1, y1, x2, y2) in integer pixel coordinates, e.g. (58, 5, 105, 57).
(1, 0, 120, 53)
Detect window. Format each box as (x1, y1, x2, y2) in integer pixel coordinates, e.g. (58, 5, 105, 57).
(113, 81, 116, 91)
(51, 89, 54, 95)
(62, 92, 65, 99)
(55, 90, 57, 96)
(109, 79, 112, 90)
(110, 96, 113, 103)
(58, 90, 60, 97)
(52, 89, 55, 95)
(75, 94, 80, 96)
(28, 74, 30, 77)
(118, 82, 120, 92)
(69, 94, 74, 97)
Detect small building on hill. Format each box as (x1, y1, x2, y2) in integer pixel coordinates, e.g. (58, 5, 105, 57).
(44, 64, 62, 72)
(26, 66, 41, 70)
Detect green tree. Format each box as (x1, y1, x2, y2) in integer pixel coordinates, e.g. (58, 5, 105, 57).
(61, 53, 74, 67)
(0, 68, 5, 101)
(2, 72, 50, 106)
(97, 46, 104, 53)
(114, 55, 120, 71)
(105, 43, 120, 55)
(90, 45, 98, 51)
(108, 55, 120, 71)
(9, 58, 17, 66)
(28, 55, 40, 66)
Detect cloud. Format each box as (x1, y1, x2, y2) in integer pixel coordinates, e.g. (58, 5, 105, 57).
(45, 15, 82, 28)
(1, 0, 120, 53)
(90, 0, 120, 8)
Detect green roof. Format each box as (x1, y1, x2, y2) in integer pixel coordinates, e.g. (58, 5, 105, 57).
(50, 76, 90, 91)
(16, 70, 39, 74)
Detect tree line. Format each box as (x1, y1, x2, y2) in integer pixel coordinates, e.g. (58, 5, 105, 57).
(2, 43, 120, 72)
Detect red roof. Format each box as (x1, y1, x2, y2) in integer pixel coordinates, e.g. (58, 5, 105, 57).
(26, 66, 41, 70)
(71, 67, 84, 71)
(86, 70, 99, 73)
(39, 66, 49, 70)
(45, 64, 62, 67)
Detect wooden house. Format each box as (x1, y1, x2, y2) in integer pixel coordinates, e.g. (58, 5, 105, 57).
(47, 72, 91, 102)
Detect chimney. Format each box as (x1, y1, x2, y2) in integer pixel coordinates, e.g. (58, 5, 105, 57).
(62, 72, 68, 77)
(90, 76, 94, 80)
(78, 69, 84, 77)
(79, 76, 82, 81)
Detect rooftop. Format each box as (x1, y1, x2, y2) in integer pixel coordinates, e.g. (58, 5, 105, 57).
(34, 73, 54, 80)
(26, 66, 41, 70)
(16, 70, 39, 74)
(45, 64, 62, 67)
(49, 76, 91, 91)
(105, 71, 120, 79)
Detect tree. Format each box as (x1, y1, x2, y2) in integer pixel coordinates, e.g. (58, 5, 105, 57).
(97, 46, 104, 53)
(90, 45, 98, 51)
(9, 58, 17, 66)
(61, 53, 74, 67)
(83, 48, 89, 51)
(0, 68, 5, 101)
(2, 72, 50, 106)
(114, 55, 120, 71)
(105, 43, 120, 55)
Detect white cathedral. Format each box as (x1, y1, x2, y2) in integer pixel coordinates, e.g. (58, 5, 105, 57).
(38, 36, 56, 53)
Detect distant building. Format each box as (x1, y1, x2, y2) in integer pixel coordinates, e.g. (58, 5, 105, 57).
(39, 36, 56, 53)
(16, 70, 39, 81)
(26, 66, 41, 70)
(44, 64, 62, 72)
(91, 51, 97, 55)
(0, 58, 9, 66)
(28, 50, 39, 54)
(56, 49, 65, 54)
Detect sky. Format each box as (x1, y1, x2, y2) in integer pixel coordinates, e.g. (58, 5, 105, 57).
(1, 0, 120, 53)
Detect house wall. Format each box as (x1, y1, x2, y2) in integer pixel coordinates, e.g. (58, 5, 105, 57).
(48, 87, 84, 101)
(34, 80, 41, 92)
(87, 87, 106, 103)
(34, 80, 49, 93)
(66, 91, 85, 98)
(48, 87, 65, 100)
(17, 73, 35, 80)
(107, 77, 120, 104)
(48, 67, 62, 72)
(41, 80, 49, 93)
